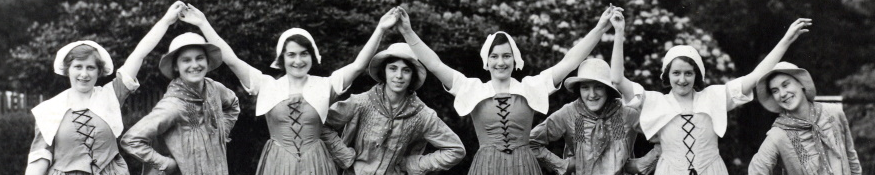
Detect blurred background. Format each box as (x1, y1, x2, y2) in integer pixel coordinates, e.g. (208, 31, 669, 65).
(1, 0, 873, 174)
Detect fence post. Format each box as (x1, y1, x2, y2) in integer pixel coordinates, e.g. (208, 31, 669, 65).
(1, 91, 6, 114)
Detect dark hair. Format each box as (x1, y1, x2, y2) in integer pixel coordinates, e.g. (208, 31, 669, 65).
(276, 34, 321, 74)
(378, 57, 420, 91)
(661, 56, 705, 91)
(486, 33, 515, 69)
(170, 45, 209, 78)
(62, 45, 107, 77)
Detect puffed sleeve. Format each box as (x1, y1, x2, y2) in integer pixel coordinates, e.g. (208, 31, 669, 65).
(27, 124, 53, 164)
(748, 128, 783, 175)
(240, 66, 272, 96)
(326, 95, 363, 130)
(521, 68, 559, 94)
(109, 71, 141, 102)
(723, 76, 755, 110)
(327, 65, 353, 97)
(120, 98, 183, 172)
(529, 104, 573, 174)
(403, 110, 466, 174)
(445, 70, 482, 96)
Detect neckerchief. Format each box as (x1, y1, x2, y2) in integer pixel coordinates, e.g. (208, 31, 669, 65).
(772, 103, 835, 175)
(164, 78, 224, 137)
(366, 84, 425, 146)
(573, 98, 624, 164)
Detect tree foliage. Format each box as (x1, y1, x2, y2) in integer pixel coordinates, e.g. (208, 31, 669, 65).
(5, 0, 741, 174)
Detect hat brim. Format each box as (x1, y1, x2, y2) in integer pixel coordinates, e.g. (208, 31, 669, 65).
(756, 68, 816, 113)
(159, 44, 223, 79)
(368, 51, 427, 91)
(563, 77, 621, 99)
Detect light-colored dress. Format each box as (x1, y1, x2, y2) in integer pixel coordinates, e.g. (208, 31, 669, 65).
(635, 78, 753, 175)
(29, 73, 139, 175)
(327, 84, 466, 175)
(444, 69, 558, 175)
(121, 78, 240, 175)
(748, 103, 862, 175)
(241, 67, 351, 175)
(530, 99, 641, 175)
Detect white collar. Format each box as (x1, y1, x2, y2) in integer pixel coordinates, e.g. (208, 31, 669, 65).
(31, 86, 124, 146)
(253, 75, 333, 123)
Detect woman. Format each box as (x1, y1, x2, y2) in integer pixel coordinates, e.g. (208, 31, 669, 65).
(611, 18, 812, 174)
(185, 5, 398, 175)
(748, 62, 861, 175)
(395, 6, 619, 174)
(529, 9, 660, 175)
(120, 5, 240, 175)
(25, 2, 185, 175)
(326, 43, 466, 175)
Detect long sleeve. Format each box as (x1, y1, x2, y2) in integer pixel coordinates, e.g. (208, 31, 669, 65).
(748, 129, 782, 175)
(321, 126, 355, 168)
(403, 110, 466, 174)
(529, 107, 572, 174)
(219, 86, 240, 140)
(326, 96, 362, 130)
(625, 144, 661, 175)
(120, 99, 183, 171)
(835, 106, 862, 175)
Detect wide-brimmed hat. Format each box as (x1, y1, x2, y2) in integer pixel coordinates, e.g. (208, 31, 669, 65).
(563, 59, 621, 98)
(660, 45, 706, 82)
(756, 62, 816, 113)
(54, 41, 115, 76)
(158, 32, 223, 79)
(368, 43, 427, 90)
(479, 31, 524, 70)
(272, 28, 322, 69)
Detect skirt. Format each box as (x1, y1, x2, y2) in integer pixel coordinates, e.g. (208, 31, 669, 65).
(256, 139, 338, 175)
(468, 145, 542, 175)
(48, 154, 129, 175)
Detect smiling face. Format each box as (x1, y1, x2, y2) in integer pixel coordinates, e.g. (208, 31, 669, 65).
(384, 59, 414, 94)
(667, 59, 697, 96)
(578, 81, 608, 112)
(768, 73, 807, 112)
(487, 43, 514, 80)
(174, 47, 209, 85)
(282, 41, 313, 78)
(67, 56, 100, 93)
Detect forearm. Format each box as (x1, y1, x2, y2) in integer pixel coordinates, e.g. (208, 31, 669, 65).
(118, 17, 174, 77)
(24, 159, 49, 175)
(338, 28, 386, 88)
(320, 127, 355, 168)
(400, 30, 456, 88)
(198, 23, 252, 82)
(550, 23, 610, 82)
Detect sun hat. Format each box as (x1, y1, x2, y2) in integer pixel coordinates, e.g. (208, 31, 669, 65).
(272, 28, 321, 69)
(480, 31, 524, 70)
(756, 62, 816, 113)
(158, 32, 223, 79)
(563, 59, 621, 98)
(660, 45, 706, 82)
(54, 41, 114, 76)
(368, 43, 427, 90)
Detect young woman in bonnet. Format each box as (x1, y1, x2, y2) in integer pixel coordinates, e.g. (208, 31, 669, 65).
(528, 9, 658, 175)
(611, 18, 813, 174)
(25, 2, 188, 174)
(325, 43, 466, 175)
(172, 5, 402, 175)
(747, 62, 862, 175)
(120, 4, 241, 175)
(395, 6, 621, 174)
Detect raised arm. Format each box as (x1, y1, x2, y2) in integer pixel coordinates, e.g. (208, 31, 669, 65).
(397, 7, 460, 89)
(333, 8, 399, 88)
(179, 4, 257, 86)
(546, 6, 620, 85)
(607, 8, 637, 102)
(116, 1, 185, 78)
(736, 18, 811, 95)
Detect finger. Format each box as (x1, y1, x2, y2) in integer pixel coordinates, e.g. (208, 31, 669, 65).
(615, 7, 625, 12)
